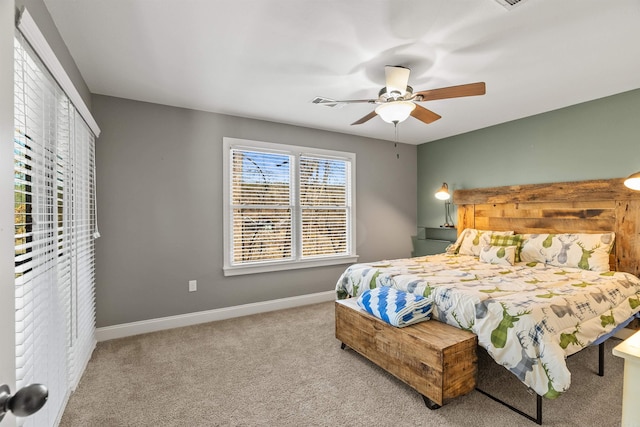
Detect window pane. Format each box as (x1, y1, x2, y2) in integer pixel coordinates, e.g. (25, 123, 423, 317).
(300, 156, 348, 258)
(14, 135, 33, 271)
(300, 156, 346, 206)
(232, 150, 291, 205)
(232, 208, 292, 263)
(301, 208, 348, 257)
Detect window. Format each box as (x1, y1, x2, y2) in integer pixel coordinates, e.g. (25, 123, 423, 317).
(13, 10, 100, 427)
(223, 137, 357, 276)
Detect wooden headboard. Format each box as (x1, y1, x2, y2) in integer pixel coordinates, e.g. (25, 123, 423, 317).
(453, 178, 640, 276)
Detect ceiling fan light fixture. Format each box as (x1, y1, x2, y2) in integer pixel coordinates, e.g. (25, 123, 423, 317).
(375, 101, 416, 124)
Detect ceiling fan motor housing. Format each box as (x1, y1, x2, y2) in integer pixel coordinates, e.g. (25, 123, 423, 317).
(378, 86, 414, 102)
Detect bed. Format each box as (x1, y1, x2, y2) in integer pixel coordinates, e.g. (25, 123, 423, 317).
(335, 178, 640, 409)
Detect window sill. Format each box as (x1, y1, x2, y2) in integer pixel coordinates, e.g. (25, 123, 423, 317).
(223, 255, 359, 277)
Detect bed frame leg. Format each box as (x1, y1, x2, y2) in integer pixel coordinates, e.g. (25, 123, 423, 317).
(476, 341, 603, 423)
(476, 388, 542, 425)
(421, 395, 441, 410)
(340, 342, 346, 350)
(598, 342, 604, 377)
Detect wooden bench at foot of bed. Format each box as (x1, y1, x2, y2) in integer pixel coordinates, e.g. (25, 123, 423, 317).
(335, 299, 478, 409)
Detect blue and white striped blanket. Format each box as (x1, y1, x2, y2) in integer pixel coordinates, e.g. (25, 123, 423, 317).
(357, 286, 433, 327)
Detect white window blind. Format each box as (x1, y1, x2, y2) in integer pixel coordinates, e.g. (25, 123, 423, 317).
(68, 111, 97, 388)
(223, 138, 357, 276)
(231, 149, 294, 263)
(14, 29, 97, 427)
(299, 155, 348, 258)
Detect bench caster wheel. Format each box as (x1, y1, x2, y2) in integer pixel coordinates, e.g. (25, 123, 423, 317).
(422, 395, 441, 410)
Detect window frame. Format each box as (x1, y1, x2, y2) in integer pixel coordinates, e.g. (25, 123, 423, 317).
(223, 137, 358, 276)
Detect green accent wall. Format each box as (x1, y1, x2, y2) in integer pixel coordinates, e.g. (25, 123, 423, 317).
(418, 88, 640, 228)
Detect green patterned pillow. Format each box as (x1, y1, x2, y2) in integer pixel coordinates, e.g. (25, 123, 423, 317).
(480, 245, 516, 266)
(520, 233, 614, 271)
(458, 229, 514, 257)
(490, 234, 524, 262)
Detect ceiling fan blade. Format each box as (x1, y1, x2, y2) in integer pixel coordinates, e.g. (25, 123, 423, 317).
(385, 65, 411, 97)
(334, 99, 378, 104)
(414, 82, 486, 102)
(312, 96, 378, 107)
(351, 110, 378, 125)
(410, 104, 442, 124)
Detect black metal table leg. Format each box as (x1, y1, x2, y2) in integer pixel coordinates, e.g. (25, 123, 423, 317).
(598, 342, 604, 377)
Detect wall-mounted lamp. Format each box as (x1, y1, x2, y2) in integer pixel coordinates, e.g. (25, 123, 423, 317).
(624, 171, 640, 191)
(435, 183, 451, 201)
(435, 183, 455, 228)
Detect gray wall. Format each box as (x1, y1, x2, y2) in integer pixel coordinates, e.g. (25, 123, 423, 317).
(418, 88, 640, 228)
(92, 95, 417, 327)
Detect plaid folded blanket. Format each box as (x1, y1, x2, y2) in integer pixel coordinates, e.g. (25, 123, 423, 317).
(357, 286, 433, 328)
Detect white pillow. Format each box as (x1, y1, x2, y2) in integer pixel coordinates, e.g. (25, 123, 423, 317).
(458, 229, 515, 257)
(520, 233, 614, 271)
(446, 229, 469, 254)
(520, 234, 559, 264)
(480, 245, 516, 266)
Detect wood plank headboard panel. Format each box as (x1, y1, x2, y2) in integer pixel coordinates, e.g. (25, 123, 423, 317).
(453, 178, 640, 276)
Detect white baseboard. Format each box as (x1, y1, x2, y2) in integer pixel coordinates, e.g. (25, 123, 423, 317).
(96, 290, 336, 342)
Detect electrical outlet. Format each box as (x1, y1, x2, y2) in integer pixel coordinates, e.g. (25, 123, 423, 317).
(188, 280, 197, 292)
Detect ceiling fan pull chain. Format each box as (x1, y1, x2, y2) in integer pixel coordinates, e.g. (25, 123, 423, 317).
(394, 122, 400, 160)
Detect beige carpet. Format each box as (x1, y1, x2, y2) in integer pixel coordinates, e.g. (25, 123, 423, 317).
(60, 302, 624, 426)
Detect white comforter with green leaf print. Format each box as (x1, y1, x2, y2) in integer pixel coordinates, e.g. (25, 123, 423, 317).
(335, 253, 640, 398)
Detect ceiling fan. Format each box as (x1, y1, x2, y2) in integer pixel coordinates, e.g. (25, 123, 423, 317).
(313, 66, 486, 126)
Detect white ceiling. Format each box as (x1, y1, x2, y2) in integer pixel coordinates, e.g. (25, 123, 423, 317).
(44, 0, 640, 145)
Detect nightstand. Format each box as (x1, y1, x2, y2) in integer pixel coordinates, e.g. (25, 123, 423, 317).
(412, 227, 457, 257)
(612, 329, 640, 427)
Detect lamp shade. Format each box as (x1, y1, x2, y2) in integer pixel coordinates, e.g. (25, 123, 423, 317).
(624, 171, 640, 191)
(435, 183, 451, 200)
(375, 101, 416, 124)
